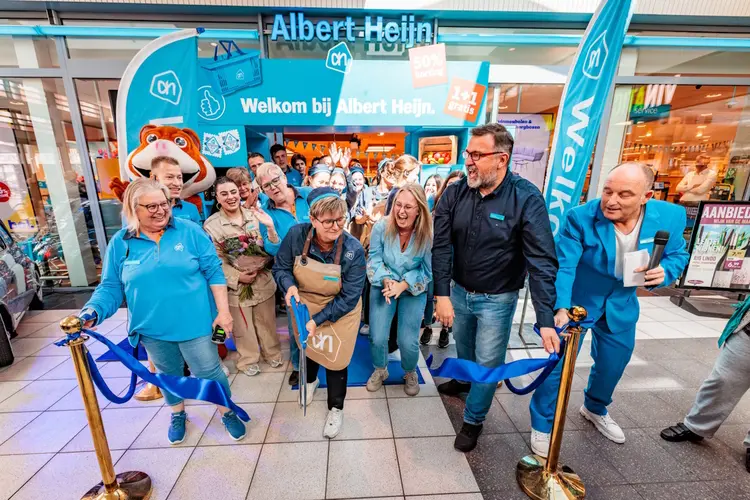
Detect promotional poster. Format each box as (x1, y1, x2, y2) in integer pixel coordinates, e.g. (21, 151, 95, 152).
(682, 202, 750, 290)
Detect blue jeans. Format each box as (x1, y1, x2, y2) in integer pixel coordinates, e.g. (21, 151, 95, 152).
(422, 281, 435, 328)
(529, 315, 635, 433)
(287, 313, 300, 371)
(140, 334, 231, 407)
(369, 286, 427, 372)
(452, 283, 518, 425)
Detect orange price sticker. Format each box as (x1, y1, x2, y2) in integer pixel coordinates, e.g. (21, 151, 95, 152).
(443, 77, 487, 123)
(409, 43, 448, 88)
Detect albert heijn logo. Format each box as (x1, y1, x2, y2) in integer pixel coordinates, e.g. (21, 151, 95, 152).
(326, 42, 353, 75)
(582, 31, 609, 81)
(150, 70, 182, 105)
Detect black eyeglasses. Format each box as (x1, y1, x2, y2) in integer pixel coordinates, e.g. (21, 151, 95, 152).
(314, 216, 346, 229)
(462, 150, 508, 162)
(260, 176, 283, 191)
(138, 201, 171, 214)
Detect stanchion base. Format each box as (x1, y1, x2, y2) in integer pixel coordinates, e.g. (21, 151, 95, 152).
(82, 471, 152, 500)
(516, 455, 585, 500)
(134, 383, 162, 402)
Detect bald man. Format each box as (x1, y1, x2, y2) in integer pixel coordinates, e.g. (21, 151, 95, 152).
(528, 162, 689, 456)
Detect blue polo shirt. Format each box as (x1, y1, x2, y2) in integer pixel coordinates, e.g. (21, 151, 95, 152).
(284, 167, 303, 187)
(261, 186, 312, 256)
(85, 217, 226, 346)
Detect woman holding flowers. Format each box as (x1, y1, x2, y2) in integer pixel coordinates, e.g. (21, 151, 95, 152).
(204, 176, 283, 376)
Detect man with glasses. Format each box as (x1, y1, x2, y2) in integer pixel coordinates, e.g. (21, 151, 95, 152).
(257, 162, 311, 386)
(433, 123, 559, 452)
(270, 144, 303, 187)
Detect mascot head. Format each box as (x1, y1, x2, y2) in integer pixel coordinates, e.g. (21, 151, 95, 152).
(126, 125, 215, 199)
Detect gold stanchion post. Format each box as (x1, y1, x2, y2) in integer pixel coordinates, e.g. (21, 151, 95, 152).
(60, 316, 153, 500)
(516, 306, 588, 500)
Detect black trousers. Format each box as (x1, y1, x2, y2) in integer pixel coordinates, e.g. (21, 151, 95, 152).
(306, 357, 348, 410)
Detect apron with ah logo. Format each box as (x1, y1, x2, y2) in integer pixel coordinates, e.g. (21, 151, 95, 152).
(290, 229, 362, 371)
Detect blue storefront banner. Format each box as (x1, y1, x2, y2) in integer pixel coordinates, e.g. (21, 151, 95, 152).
(117, 29, 199, 175)
(195, 57, 489, 127)
(197, 124, 247, 167)
(544, 0, 634, 237)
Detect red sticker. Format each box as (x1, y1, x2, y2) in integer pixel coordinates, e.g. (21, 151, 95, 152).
(0, 182, 10, 203)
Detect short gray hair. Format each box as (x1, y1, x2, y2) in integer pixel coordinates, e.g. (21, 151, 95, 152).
(256, 162, 284, 182)
(122, 178, 170, 233)
(471, 123, 514, 155)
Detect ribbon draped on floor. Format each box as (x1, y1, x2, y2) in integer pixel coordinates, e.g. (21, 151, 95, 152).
(56, 329, 250, 422)
(426, 320, 589, 395)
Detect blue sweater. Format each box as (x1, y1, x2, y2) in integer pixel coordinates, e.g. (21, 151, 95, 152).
(85, 217, 226, 346)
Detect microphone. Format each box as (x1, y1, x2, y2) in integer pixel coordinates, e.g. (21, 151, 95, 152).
(648, 230, 670, 270)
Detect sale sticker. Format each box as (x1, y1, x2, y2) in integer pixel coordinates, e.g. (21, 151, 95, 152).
(0, 182, 10, 203)
(444, 77, 487, 123)
(409, 43, 448, 88)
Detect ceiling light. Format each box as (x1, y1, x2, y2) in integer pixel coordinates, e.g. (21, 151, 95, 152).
(637, 124, 646, 128)
(702, 135, 711, 138)
(646, 131, 652, 137)
(672, 142, 686, 145)
(675, 74, 681, 77)
(365, 145, 395, 153)
(706, 93, 722, 98)
(700, 113, 712, 116)
(9, 101, 23, 105)
(697, 125, 707, 129)
(696, 132, 703, 137)
(498, 105, 508, 110)
(508, 47, 516, 51)
(377, 132, 384, 136)
(210, 42, 218, 47)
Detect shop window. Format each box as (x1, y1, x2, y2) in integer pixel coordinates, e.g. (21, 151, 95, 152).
(494, 83, 565, 191)
(0, 78, 101, 287)
(633, 48, 750, 77)
(73, 79, 123, 243)
(0, 36, 58, 68)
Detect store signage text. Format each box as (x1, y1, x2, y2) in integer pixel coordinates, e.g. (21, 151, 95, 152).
(240, 96, 436, 119)
(630, 84, 675, 121)
(271, 12, 432, 45)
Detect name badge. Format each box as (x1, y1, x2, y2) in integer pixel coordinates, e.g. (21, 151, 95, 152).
(490, 213, 505, 221)
(123, 260, 140, 266)
(323, 276, 340, 282)
(640, 237, 654, 245)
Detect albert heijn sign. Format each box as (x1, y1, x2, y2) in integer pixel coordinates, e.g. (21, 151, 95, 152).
(270, 12, 433, 45)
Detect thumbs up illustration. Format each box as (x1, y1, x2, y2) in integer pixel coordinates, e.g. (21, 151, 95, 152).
(200, 89, 220, 117)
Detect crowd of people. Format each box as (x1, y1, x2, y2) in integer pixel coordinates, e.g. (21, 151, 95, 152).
(72, 124, 750, 472)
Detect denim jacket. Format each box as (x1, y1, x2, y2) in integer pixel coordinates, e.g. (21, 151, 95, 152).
(366, 219, 432, 295)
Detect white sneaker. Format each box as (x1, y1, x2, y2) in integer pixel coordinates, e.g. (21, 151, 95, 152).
(366, 367, 389, 392)
(269, 359, 284, 369)
(298, 378, 319, 406)
(388, 349, 401, 362)
(530, 429, 550, 458)
(241, 364, 260, 377)
(220, 362, 230, 377)
(323, 408, 344, 439)
(359, 324, 370, 335)
(580, 406, 626, 443)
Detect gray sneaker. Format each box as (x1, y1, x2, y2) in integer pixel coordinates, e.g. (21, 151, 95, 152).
(404, 371, 420, 396)
(366, 368, 389, 392)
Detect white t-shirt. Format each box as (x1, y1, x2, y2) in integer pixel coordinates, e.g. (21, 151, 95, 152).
(614, 212, 644, 279)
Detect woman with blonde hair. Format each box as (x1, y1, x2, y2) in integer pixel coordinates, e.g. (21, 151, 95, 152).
(365, 183, 432, 396)
(77, 178, 245, 444)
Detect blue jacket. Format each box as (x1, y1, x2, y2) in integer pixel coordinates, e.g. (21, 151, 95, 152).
(85, 217, 226, 346)
(261, 186, 312, 256)
(272, 223, 366, 327)
(555, 199, 689, 332)
(367, 219, 432, 295)
(284, 167, 303, 187)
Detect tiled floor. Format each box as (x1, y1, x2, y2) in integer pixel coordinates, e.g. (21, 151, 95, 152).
(0, 297, 748, 499)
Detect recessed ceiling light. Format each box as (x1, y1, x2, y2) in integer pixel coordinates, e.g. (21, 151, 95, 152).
(700, 113, 712, 116)
(696, 132, 703, 137)
(697, 125, 707, 129)
(9, 101, 23, 105)
(706, 93, 722, 98)
(646, 131, 652, 137)
(508, 47, 516, 51)
(675, 74, 681, 77)
(637, 124, 646, 128)
(377, 132, 384, 136)
(672, 142, 686, 145)
(499, 105, 508, 110)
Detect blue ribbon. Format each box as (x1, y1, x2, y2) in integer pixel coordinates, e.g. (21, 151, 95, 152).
(426, 321, 589, 395)
(290, 297, 310, 348)
(58, 329, 250, 422)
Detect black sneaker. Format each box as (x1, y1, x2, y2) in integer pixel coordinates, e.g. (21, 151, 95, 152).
(288, 370, 299, 386)
(660, 423, 704, 443)
(437, 379, 471, 396)
(438, 327, 450, 348)
(454, 422, 483, 452)
(419, 327, 432, 345)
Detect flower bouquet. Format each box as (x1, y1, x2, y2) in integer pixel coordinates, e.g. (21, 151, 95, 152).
(219, 234, 272, 301)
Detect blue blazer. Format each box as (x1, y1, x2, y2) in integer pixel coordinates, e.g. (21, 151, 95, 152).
(555, 199, 689, 333)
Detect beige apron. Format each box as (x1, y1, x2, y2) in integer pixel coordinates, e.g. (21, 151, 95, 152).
(290, 229, 362, 371)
